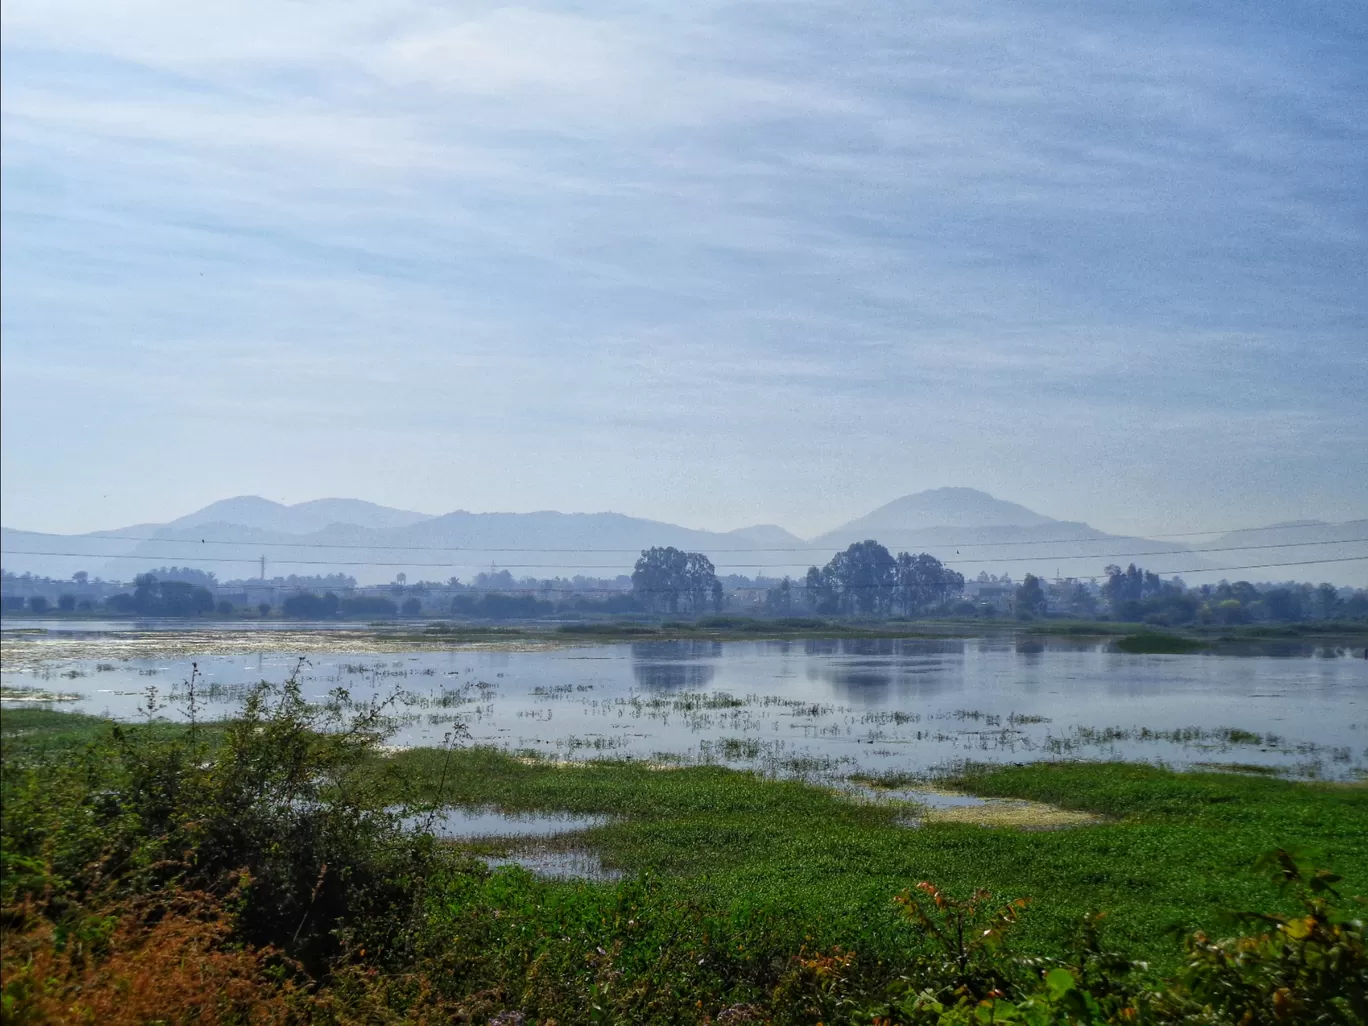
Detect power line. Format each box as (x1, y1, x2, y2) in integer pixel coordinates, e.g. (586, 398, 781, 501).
(371, 554, 1368, 589)
(2, 518, 1361, 555)
(2, 546, 1365, 573)
(213, 554, 1368, 593)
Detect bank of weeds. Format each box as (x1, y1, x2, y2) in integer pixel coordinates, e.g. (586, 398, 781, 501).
(2, 699, 1365, 1024)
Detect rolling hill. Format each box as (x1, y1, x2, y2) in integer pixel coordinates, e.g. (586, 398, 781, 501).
(3, 490, 1363, 586)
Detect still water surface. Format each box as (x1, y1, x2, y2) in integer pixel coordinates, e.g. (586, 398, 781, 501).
(4, 621, 1364, 780)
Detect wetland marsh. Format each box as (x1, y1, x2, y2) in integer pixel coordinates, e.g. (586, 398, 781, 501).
(4, 627, 1366, 1022)
(4, 618, 1365, 780)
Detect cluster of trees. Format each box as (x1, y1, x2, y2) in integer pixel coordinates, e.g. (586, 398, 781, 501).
(803, 541, 965, 616)
(106, 574, 216, 617)
(631, 547, 723, 614)
(281, 591, 579, 620)
(281, 592, 406, 619)
(223, 573, 356, 590)
(1102, 564, 1367, 625)
(144, 566, 218, 586)
(450, 593, 553, 618)
(0, 595, 80, 614)
(763, 578, 794, 614)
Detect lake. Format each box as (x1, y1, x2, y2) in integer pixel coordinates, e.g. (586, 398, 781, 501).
(3, 620, 1364, 780)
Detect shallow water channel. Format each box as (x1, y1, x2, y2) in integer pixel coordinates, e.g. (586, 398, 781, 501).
(406, 807, 622, 880)
(416, 807, 610, 839)
(3, 621, 1365, 780)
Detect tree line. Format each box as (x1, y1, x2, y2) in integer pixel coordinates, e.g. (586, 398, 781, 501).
(1099, 563, 1366, 626)
(627, 541, 964, 618)
(4, 554, 1365, 624)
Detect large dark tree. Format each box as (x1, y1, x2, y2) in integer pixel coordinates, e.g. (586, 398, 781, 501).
(632, 547, 720, 614)
(1015, 574, 1047, 619)
(806, 542, 961, 616)
(894, 552, 964, 615)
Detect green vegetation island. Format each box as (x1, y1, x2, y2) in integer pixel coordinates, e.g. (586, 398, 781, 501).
(3, 672, 1364, 1024)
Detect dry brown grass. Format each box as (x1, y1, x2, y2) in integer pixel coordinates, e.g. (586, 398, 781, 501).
(1, 893, 299, 1026)
(922, 797, 1102, 830)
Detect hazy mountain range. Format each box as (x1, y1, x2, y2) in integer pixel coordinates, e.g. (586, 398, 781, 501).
(3, 488, 1364, 587)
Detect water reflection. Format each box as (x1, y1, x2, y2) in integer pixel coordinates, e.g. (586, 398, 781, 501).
(5, 627, 1365, 780)
(632, 661, 717, 690)
(629, 640, 723, 661)
(820, 668, 893, 702)
(414, 807, 609, 840)
(630, 641, 721, 690)
(486, 847, 622, 882)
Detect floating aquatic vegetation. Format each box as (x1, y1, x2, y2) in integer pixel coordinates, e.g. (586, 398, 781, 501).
(486, 847, 622, 882)
(0, 685, 81, 703)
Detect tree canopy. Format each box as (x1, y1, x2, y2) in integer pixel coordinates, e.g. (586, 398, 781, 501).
(632, 547, 722, 614)
(804, 541, 963, 616)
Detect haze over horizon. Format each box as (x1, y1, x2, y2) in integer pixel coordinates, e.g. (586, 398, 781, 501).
(3, 486, 1364, 545)
(5, 486, 1365, 587)
(3, 1, 1366, 538)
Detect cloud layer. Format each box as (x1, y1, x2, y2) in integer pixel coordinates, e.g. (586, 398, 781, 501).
(2, 0, 1365, 537)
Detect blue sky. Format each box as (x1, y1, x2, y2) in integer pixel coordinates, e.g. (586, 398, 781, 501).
(2, 0, 1365, 537)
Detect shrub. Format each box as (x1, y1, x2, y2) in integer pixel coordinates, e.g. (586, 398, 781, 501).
(0, 663, 451, 970)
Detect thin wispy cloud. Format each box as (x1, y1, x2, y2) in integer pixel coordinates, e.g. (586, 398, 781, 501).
(2, 0, 1364, 537)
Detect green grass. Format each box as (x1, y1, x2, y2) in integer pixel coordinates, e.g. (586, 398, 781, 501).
(10, 705, 1358, 968)
(385, 748, 1368, 968)
(1024, 620, 1132, 636)
(1114, 633, 1208, 654)
(6, 706, 1366, 1021)
(0, 705, 115, 755)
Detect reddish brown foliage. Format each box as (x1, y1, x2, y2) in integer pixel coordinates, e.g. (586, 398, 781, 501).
(1, 894, 299, 1025)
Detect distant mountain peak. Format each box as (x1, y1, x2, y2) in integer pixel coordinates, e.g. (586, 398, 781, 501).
(815, 487, 1056, 543)
(167, 496, 433, 534)
(725, 524, 806, 547)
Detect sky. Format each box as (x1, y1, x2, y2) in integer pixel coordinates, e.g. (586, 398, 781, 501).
(2, 0, 1366, 539)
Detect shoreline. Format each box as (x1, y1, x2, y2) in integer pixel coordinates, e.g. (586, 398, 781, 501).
(3, 616, 1365, 669)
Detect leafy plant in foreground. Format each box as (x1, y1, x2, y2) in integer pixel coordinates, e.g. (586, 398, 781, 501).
(896, 883, 1030, 992)
(1168, 849, 1366, 1025)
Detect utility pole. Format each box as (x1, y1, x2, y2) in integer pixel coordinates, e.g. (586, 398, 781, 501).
(260, 555, 266, 581)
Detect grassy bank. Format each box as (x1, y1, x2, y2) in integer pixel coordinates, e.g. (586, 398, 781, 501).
(385, 748, 1367, 967)
(3, 702, 1365, 1024)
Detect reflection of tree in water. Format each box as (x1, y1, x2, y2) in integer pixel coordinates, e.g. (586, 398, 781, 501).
(808, 640, 966, 705)
(630, 641, 721, 691)
(632, 662, 717, 691)
(819, 668, 893, 703)
(630, 641, 723, 662)
(837, 638, 902, 658)
(806, 638, 966, 660)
